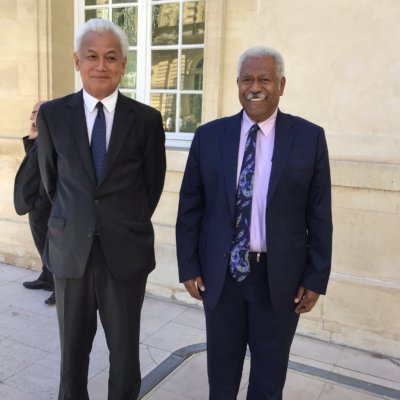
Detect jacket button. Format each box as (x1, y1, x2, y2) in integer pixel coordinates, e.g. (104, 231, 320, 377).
(224, 253, 228, 258)
(88, 232, 93, 238)
(94, 199, 100, 206)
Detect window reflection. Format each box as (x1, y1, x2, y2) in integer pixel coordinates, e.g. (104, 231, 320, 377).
(112, 7, 138, 46)
(151, 50, 178, 90)
(85, 0, 108, 5)
(85, 0, 138, 4)
(180, 94, 202, 133)
(182, 1, 205, 45)
(151, 94, 177, 132)
(122, 92, 136, 100)
(152, 3, 179, 45)
(85, 9, 109, 21)
(120, 50, 137, 89)
(181, 49, 203, 91)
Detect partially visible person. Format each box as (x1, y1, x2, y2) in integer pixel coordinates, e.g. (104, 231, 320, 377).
(176, 46, 332, 399)
(14, 101, 55, 305)
(38, 19, 166, 399)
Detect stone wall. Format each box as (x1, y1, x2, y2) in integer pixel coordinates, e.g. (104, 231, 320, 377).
(0, 0, 399, 358)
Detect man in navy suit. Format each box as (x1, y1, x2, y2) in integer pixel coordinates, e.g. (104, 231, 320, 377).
(38, 19, 165, 399)
(176, 47, 332, 399)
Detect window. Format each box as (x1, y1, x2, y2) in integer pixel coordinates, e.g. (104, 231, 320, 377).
(78, 0, 205, 147)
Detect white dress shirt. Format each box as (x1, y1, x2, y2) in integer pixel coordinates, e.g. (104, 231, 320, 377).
(82, 88, 119, 150)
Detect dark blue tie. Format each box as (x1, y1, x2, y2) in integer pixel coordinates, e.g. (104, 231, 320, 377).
(91, 102, 106, 184)
(229, 124, 259, 282)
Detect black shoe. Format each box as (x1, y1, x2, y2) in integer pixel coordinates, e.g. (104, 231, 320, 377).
(45, 291, 56, 305)
(23, 279, 54, 291)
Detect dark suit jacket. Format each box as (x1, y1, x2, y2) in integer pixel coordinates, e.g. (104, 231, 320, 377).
(37, 90, 166, 281)
(14, 137, 51, 215)
(176, 110, 332, 312)
(14, 137, 52, 257)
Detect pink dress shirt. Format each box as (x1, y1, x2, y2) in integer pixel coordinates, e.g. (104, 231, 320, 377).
(236, 109, 277, 252)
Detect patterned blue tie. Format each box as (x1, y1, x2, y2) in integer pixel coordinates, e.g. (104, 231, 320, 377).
(229, 123, 259, 282)
(91, 102, 106, 184)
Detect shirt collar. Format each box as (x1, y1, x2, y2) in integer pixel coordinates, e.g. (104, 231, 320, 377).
(82, 88, 119, 113)
(242, 108, 278, 137)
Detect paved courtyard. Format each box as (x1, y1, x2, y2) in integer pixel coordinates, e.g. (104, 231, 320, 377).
(0, 262, 399, 399)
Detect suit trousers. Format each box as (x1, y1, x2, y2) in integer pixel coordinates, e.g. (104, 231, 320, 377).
(54, 237, 147, 400)
(28, 207, 53, 284)
(204, 259, 299, 400)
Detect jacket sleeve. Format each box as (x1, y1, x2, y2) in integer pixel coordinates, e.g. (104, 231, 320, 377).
(13, 139, 41, 215)
(37, 105, 57, 202)
(143, 110, 166, 216)
(302, 128, 333, 294)
(176, 129, 205, 282)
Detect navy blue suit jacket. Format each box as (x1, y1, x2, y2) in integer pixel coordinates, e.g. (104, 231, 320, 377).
(176, 110, 332, 312)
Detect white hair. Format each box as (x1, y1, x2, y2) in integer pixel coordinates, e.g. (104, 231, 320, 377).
(74, 19, 129, 58)
(237, 46, 285, 78)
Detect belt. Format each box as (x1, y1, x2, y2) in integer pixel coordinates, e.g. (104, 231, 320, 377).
(248, 252, 267, 264)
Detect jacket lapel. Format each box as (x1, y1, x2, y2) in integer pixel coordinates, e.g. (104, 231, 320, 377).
(99, 92, 135, 186)
(221, 112, 242, 219)
(67, 91, 96, 185)
(267, 110, 295, 206)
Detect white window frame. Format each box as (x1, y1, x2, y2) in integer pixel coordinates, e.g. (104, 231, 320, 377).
(74, 0, 205, 148)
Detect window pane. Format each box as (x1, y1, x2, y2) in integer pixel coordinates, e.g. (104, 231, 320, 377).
(121, 91, 136, 100)
(85, 0, 108, 5)
(150, 94, 176, 132)
(151, 50, 178, 90)
(120, 50, 137, 89)
(181, 49, 203, 90)
(180, 94, 202, 133)
(85, 8, 109, 20)
(113, 0, 137, 3)
(152, 3, 179, 45)
(112, 7, 138, 46)
(182, 1, 205, 44)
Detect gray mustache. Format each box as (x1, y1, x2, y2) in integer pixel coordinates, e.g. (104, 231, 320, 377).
(246, 92, 266, 100)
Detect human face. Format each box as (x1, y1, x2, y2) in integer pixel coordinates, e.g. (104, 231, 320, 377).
(29, 101, 45, 138)
(237, 56, 285, 122)
(74, 31, 127, 100)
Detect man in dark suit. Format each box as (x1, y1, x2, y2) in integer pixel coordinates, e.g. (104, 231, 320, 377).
(176, 47, 332, 399)
(37, 19, 166, 400)
(14, 101, 55, 305)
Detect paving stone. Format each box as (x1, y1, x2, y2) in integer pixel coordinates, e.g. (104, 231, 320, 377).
(4, 351, 59, 399)
(140, 344, 170, 377)
(172, 306, 206, 331)
(0, 303, 44, 339)
(291, 334, 342, 365)
(335, 347, 400, 383)
(10, 314, 59, 353)
(0, 382, 41, 400)
(0, 337, 48, 381)
(283, 370, 326, 400)
(142, 321, 206, 353)
(88, 369, 109, 400)
(0, 262, 399, 400)
(0, 263, 35, 284)
(319, 382, 384, 399)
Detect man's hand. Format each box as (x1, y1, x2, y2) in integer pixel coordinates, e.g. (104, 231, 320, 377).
(28, 123, 38, 140)
(183, 277, 205, 301)
(294, 286, 320, 314)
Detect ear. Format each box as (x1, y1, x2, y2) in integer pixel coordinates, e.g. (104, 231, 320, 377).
(74, 53, 80, 71)
(279, 76, 286, 95)
(121, 56, 127, 75)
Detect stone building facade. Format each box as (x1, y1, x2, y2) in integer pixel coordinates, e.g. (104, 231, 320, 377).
(0, 0, 399, 357)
